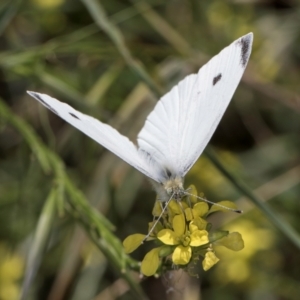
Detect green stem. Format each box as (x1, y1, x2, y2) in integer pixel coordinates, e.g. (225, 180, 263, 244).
(63, 175, 145, 299)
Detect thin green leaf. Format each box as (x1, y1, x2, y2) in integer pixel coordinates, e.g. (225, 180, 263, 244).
(20, 187, 57, 300)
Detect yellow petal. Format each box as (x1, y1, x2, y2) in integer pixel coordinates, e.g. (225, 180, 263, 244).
(202, 251, 220, 271)
(172, 214, 186, 236)
(157, 229, 178, 245)
(168, 200, 182, 214)
(172, 245, 192, 265)
(141, 248, 161, 276)
(190, 230, 209, 246)
(208, 201, 237, 214)
(215, 232, 244, 251)
(182, 202, 188, 209)
(123, 234, 145, 253)
(193, 202, 209, 217)
(148, 221, 163, 236)
(186, 185, 198, 204)
(184, 207, 193, 221)
(152, 201, 162, 217)
(189, 222, 198, 233)
(191, 217, 207, 230)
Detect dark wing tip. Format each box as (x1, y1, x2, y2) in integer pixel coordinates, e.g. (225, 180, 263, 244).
(236, 32, 253, 68)
(27, 91, 43, 101)
(27, 91, 59, 116)
(27, 91, 38, 97)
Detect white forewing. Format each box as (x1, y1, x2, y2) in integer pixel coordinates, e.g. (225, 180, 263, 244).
(137, 33, 253, 181)
(27, 92, 160, 182)
(27, 33, 253, 187)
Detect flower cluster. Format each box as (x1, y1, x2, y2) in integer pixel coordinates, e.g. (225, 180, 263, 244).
(123, 185, 244, 277)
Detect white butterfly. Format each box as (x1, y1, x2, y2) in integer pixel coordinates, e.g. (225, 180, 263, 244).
(28, 33, 253, 202)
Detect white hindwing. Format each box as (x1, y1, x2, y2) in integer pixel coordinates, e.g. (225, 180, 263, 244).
(137, 33, 253, 180)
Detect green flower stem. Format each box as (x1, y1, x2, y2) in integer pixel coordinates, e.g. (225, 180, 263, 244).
(205, 147, 300, 249)
(64, 178, 146, 299)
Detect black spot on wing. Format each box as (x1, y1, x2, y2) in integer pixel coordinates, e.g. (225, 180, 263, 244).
(212, 73, 222, 86)
(237, 34, 252, 67)
(69, 112, 80, 120)
(29, 92, 59, 115)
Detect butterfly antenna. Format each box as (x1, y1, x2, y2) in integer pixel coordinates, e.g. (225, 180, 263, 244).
(184, 191, 242, 213)
(142, 192, 175, 243)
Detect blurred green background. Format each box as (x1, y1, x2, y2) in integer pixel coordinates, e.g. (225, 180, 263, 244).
(1, 0, 300, 299)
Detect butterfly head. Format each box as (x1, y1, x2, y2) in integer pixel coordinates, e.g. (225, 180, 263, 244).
(163, 176, 185, 200)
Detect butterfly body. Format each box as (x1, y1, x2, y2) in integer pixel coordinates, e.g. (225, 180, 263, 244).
(151, 176, 184, 202)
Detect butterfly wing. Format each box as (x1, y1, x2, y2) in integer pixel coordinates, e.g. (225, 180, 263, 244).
(137, 33, 253, 181)
(27, 91, 160, 182)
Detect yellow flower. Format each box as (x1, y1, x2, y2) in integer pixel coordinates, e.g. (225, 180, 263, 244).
(157, 214, 209, 265)
(123, 184, 245, 277)
(185, 202, 209, 230)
